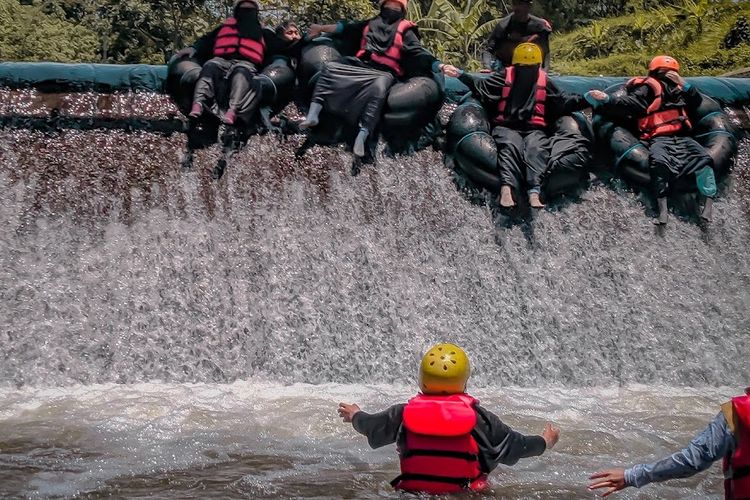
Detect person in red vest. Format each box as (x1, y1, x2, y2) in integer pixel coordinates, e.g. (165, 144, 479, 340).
(457, 43, 588, 208)
(588, 388, 750, 499)
(337, 343, 560, 494)
(176, 0, 269, 126)
(299, 0, 459, 159)
(585, 55, 717, 224)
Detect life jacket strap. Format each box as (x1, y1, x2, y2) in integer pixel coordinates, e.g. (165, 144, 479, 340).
(390, 473, 479, 488)
(401, 449, 479, 461)
(732, 466, 750, 480)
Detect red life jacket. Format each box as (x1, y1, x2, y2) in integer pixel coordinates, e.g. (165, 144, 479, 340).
(724, 391, 750, 499)
(356, 19, 416, 77)
(626, 76, 692, 140)
(391, 393, 488, 494)
(213, 17, 265, 65)
(494, 66, 548, 129)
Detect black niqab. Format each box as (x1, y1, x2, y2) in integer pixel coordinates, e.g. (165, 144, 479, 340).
(363, 7, 405, 54)
(234, 6, 263, 40)
(506, 65, 541, 122)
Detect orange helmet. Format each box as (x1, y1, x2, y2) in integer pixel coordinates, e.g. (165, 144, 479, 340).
(649, 55, 680, 73)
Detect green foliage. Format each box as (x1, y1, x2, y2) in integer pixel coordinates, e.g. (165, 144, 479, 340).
(721, 16, 750, 49)
(37, 0, 219, 64)
(407, 0, 503, 70)
(0, 0, 98, 62)
(553, 0, 750, 76)
(264, 0, 376, 27)
(535, 0, 628, 31)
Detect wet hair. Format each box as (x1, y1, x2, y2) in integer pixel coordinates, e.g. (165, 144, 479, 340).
(275, 20, 299, 37)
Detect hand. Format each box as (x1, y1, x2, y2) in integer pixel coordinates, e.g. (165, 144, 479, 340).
(586, 90, 608, 101)
(588, 468, 628, 497)
(337, 402, 361, 423)
(440, 64, 461, 78)
(174, 47, 196, 59)
(308, 24, 325, 38)
(542, 422, 560, 449)
(663, 70, 686, 88)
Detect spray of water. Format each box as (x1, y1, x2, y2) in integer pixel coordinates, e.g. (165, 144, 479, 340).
(1, 92, 748, 388)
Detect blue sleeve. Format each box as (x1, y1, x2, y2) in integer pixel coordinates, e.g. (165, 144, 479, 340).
(624, 412, 733, 488)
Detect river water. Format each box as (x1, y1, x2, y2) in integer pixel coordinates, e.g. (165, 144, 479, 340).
(0, 93, 749, 498)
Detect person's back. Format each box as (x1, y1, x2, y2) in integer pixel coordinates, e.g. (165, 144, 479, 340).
(337, 343, 559, 495)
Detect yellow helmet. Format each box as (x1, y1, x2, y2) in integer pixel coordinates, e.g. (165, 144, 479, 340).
(419, 343, 470, 395)
(512, 42, 543, 66)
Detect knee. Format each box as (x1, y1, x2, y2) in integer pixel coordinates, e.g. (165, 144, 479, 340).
(202, 60, 224, 78)
(373, 78, 392, 95)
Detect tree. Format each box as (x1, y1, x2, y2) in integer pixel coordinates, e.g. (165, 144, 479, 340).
(0, 0, 98, 62)
(407, 0, 504, 69)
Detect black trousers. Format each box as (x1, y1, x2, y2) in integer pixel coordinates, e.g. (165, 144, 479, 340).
(491, 127, 550, 192)
(648, 135, 713, 197)
(311, 59, 396, 133)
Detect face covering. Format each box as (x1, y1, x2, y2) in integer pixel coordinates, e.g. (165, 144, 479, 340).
(380, 7, 404, 24)
(234, 7, 262, 39)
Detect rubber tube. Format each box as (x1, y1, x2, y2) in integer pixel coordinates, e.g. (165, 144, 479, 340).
(299, 38, 343, 88)
(593, 84, 739, 190)
(447, 100, 592, 197)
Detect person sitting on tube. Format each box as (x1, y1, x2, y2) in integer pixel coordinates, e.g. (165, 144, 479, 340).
(585, 55, 717, 224)
(337, 343, 560, 495)
(173, 0, 271, 127)
(298, 0, 460, 159)
(266, 20, 308, 70)
(456, 42, 588, 208)
(589, 387, 750, 498)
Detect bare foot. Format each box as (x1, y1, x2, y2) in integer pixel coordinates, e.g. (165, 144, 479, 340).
(700, 198, 713, 222)
(499, 186, 516, 208)
(529, 192, 545, 209)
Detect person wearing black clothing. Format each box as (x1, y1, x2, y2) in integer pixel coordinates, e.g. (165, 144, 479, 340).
(174, 0, 270, 126)
(265, 20, 307, 69)
(299, 0, 459, 157)
(586, 55, 717, 224)
(458, 43, 588, 208)
(481, 0, 552, 71)
(337, 343, 559, 495)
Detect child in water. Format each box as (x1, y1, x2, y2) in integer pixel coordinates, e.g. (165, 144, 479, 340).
(337, 343, 559, 494)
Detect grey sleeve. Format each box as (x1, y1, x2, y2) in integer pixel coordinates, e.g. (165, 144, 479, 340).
(474, 405, 547, 468)
(351, 403, 406, 449)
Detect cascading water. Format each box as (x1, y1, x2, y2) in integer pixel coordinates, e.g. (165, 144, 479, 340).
(0, 90, 749, 498)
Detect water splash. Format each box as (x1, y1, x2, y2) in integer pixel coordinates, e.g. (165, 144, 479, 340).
(0, 93, 749, 389)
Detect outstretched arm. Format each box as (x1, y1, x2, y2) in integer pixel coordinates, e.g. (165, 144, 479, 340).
(474, 406, 556, 467)
(589, 412, 734, 496)
(338, 402, 406, 449)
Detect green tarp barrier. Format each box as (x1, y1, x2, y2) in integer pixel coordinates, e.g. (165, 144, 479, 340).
(445, 75, 750, 108)
(1, 62, 749, 108)
(0, 63, 167, 92)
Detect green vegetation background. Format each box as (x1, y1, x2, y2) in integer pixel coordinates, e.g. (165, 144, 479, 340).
(1, 0, 748, 76)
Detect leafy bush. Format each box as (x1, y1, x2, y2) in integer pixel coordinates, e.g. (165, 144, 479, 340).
(0, 0, 99, 62)
(553, 0, 750, 75)
(721, 16, 750, 49)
